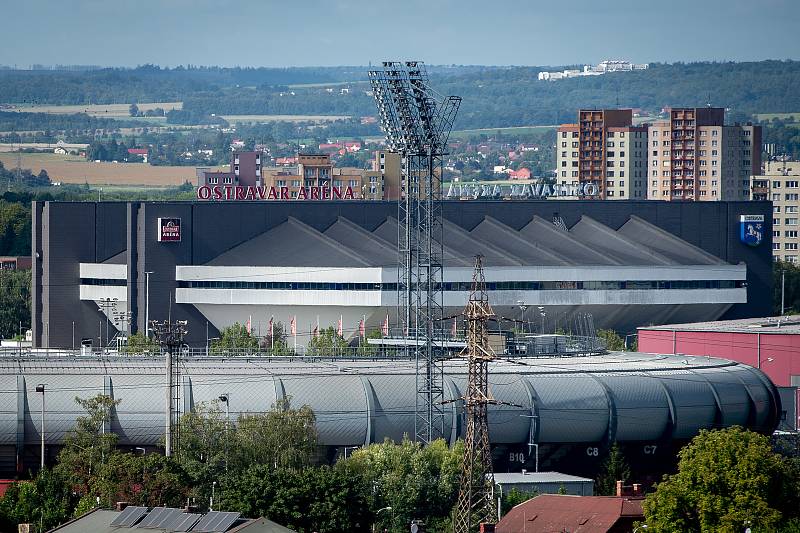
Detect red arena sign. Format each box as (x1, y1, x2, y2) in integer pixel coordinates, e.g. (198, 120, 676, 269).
(196, 185, 356, 201)
(157, 217, 181, 242)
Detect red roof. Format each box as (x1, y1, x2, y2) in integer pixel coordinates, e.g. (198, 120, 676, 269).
(496, 494, 644, 533)
(127, 148, 148, 155)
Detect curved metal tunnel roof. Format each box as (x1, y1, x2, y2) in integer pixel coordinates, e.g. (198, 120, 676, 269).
(0, 352, 780, 449)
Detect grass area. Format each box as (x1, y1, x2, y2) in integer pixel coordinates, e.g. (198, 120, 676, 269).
(0, 152, 201, 186)
(220, 114, 350, 124)
(448, 125, 557, 139)
(754, 112, 800, 122)
(1, 102, 182, 118)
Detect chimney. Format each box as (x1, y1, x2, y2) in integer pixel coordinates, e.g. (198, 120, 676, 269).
(115, 502, 129, 512)
(616, 480, 624, 497)
(633, 484, 642, 497)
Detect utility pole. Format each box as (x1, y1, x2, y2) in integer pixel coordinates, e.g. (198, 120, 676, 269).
(150, 318, 188, 457)
(453, 256, 498, 533)
(144, 272, 153, 338)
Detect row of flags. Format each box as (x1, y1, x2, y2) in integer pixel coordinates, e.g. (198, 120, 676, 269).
(245, 314, 392, 338)
(245, 314, 459, 338)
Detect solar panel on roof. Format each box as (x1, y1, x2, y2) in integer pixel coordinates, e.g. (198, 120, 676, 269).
(170, 513, 201, 532)
(138, 507, 183, 528)
(110, 506, 149, 527)
(192, 511, 241, 533)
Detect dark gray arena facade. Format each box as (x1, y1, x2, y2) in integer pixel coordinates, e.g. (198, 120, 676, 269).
(32, 199, 772, 349)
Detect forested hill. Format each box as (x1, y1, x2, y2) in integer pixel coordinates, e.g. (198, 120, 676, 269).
(1, 61, 799, 129)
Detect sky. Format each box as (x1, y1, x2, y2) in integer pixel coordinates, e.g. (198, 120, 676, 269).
(2, 0, 799, 68)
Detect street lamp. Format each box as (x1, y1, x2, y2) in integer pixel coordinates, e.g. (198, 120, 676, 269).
(35, 384, 45, 469)
(538, 306, 546, 334)
(516, 300, 528, 334)
(374, 506, 393, 533)
(210, 480, 217, 511)
(219, 394, 230, 472)
(144, 272, 153, 338)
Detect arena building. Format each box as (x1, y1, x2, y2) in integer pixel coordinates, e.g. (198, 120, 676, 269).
(31, 199, 771, 349)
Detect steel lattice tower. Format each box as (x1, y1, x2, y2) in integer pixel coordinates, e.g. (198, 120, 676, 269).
(369, 61, 461, 444)
(453, 256, 497, 533)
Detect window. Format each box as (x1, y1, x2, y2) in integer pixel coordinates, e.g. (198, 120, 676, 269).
(662, 150, 670, 157)
(775, 206, 782, 213)
(787, 231, 798, 238)
(652, 180, 658, 187)
(773, 193, 781, 201)
(562, 142, 567, 147)
(700, 180, 707, 186)
(712, 150, 718, 156)
(786, 243, 798, 250)
(712, 140, 718, 147)
(572, 142, 579, 148)
(774, 218, 781, 225)
(787, 206, 799, 214)
(561, 171, 566, 177)
(774, 243, 782, 250)
(619, 171, 625, 178)
(786, 218, 799, 226)
(572, 152, 578, 157)
(653, 131, 659, 137)
(787, 255, 799, 263)
(712, 130, 718, 136)
(663, 171, 671, 177)
(607, 171, 615, 177)
(774, 231, 781, 237)
(561, 132, 567, 138)
(606, 180, 614, 187)
(787, 194, 799, 201)
(607, 190, 615, 197)
(788, 181, 799, 188)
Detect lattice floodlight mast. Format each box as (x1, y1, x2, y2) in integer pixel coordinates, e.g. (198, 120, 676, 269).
(453, 256, 497, 533)
(368, 61, 461, 444)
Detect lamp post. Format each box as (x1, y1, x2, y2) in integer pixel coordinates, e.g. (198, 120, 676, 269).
(210, 480, 217, 511)
(219, 394, 229, 472)
(538, 306, 546, 334)
(516, 300, 528, 334)
(374, 506, 392, 533)
(144, 272, 153, 338)
(35, 384, 45, 469)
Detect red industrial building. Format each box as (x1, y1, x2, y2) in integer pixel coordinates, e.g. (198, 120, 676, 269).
(638, 316, 800, 430)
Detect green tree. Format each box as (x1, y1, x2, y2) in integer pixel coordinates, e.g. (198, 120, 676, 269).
(54, 394, 121, 496)
(775, 260, 800, 314)
(220, 464, 372, 532)
(210, 322, 259, 354)
(501, 487, 537, 515)
(0, 469, 76, 533)
(0, 269, 30, 339)
(306, 326, 348, 356)
(597, 329, 626, 351)
(345, 437, 463, 533)
(643, 427, 800, 532)
(261, 320, 290, 354)
(129, 103, 140, 117)
(595, 442, 631, 496)
(90, 452, 189, 508)
(232, 398, 317, 471)
(174, 402, 228, 507)
(123, 332, 159, 354)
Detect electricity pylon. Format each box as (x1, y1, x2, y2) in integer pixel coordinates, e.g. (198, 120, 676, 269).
(453, 256, 497, 533)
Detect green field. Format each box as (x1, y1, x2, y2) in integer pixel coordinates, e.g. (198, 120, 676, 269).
(2, 102, 182, 118)
(220, 114, 350, 124)
(755, 112, 800, 122)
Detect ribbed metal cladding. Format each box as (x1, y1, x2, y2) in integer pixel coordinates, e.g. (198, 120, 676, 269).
(0, 353, 780, 450)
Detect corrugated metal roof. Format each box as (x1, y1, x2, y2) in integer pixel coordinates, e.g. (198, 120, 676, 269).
(640, 315, 800, 334)
(494, 471, 593, 484)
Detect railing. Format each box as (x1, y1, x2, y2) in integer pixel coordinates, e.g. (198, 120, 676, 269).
(0, 334, 610, 360)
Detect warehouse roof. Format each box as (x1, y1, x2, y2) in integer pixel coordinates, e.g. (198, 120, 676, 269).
(640, 315, 800, 335)
(48, 507, 295, 533)
(203, 213, 728, 268)
(494, 471, 594, 485)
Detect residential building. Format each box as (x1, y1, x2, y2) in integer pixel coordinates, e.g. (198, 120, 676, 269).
(752, 160, 800, 262)
(494, 471, 594, 497)
(197, 151, 262, 188)
(555, 109, 648, 199)
(647, 108, 761, 201)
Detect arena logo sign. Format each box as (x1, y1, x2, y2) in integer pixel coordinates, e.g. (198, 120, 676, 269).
(196, 185, 356, 201)
(446, 181, 599, 199)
